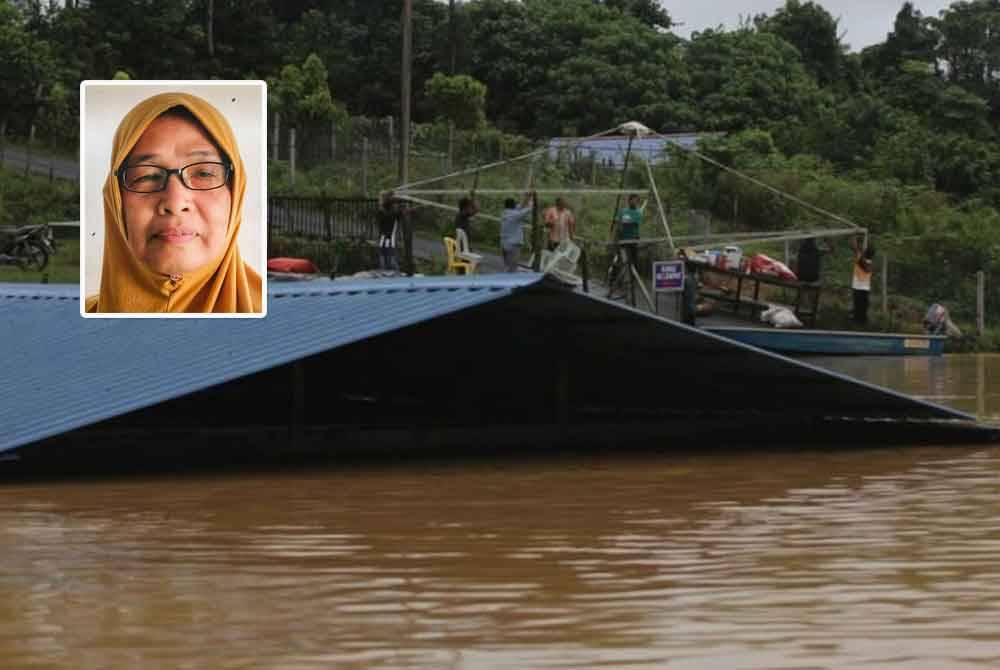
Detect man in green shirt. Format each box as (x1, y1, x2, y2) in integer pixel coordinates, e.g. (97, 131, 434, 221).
(608, 194, 643, 297)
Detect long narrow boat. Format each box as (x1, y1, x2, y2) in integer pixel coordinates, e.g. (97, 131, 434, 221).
(703, 325, 946, 356)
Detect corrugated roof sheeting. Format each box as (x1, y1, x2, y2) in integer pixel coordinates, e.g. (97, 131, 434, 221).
(1, 274, 982, 457)
(1, 275, 538, 454)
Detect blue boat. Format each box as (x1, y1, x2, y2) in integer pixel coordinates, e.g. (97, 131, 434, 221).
(703, 326, 946, 356)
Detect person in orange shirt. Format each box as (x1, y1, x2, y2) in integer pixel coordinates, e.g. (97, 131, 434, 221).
(542, 197, 576, 251)
(851, 235, 875, 325)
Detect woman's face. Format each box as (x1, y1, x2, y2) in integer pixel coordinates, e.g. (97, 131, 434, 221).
(121, 114, 232, 276)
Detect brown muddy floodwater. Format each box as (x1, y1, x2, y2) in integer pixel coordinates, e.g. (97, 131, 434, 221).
(2, 355, 999, 669)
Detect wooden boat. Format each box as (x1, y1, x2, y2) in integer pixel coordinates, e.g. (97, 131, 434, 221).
(703, 325, 946, 356)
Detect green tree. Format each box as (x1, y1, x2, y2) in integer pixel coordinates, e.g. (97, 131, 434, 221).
(865, 1, 939, 78)
(463, 0, 689, 135)
(190, 0, 280, 79)
(599, 0, 672, 30)
(0, 1, 57, 139)
(684, 28, 822, 133)
(755, 0, 843, 86)
(86, 0, 202, 79)
(933, 0, 1000, 95)
(424, 73, 487, 130)
(269, 53, 346, 182)
(36, 82, 78, 151)
(280, 1, 448, 119)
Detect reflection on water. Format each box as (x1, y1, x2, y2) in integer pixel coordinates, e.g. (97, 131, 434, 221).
(809, 354, 1000, 424)
(1, 356, 999, 669)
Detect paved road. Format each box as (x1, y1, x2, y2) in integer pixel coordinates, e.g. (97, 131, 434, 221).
(0, 145, 79, 181)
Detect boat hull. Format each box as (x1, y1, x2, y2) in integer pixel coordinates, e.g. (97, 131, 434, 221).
(704, 326, 946, 356)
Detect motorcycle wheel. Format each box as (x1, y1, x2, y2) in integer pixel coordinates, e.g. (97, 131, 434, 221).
(16, 242, 49, 272)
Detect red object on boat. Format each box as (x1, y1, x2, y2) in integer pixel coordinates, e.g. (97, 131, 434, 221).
(749, 254, 797, 281)
(267, 257, 319, 274)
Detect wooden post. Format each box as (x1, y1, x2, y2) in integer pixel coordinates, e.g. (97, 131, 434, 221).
(881, 253, 888, 315)
(207, 0, 215, 57)
(977, 270, 986, 335)
(784, 239, 790, 265)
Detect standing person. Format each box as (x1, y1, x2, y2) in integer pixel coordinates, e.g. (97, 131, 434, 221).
(376, 192, 401, 271)
(608, 193, 643, 290)
(454, 196, 479, 241)
(851, 235, 875, 325)
(542, 196, 576, 251)
(499, 191, 534, 273)
(796, 236, 829, 284)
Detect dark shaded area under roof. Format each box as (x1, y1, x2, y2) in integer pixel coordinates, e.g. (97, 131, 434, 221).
(2, 276, 994, 475)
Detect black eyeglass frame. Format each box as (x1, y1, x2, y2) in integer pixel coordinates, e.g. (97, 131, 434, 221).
(117, 161, 234, 193)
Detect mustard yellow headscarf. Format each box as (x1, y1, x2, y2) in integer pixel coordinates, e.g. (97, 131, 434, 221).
(86, 92, 262, 313)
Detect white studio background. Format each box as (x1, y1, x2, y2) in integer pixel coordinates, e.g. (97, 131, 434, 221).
(81, 81, 266, 298)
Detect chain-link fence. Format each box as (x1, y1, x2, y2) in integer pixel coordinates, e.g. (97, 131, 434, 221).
(268, 115, 539, 197)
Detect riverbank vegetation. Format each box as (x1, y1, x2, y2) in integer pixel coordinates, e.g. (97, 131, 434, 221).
(1, 0, 997, 342)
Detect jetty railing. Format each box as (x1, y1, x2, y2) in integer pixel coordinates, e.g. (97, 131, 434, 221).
(268, 197, 379, 245)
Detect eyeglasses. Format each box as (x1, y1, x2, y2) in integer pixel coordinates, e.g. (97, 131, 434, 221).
(118, 161, 232, 193)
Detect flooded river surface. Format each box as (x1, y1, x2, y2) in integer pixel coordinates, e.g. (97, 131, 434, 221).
(2, 355, 999, 669)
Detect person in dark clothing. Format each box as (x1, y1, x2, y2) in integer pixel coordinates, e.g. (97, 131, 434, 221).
(796, 237, 828, 283)
(376, 193, 402, 271)
(454, 196, 479, 240)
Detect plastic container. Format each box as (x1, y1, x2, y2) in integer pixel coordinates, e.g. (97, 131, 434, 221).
(723, 245, 742, 271)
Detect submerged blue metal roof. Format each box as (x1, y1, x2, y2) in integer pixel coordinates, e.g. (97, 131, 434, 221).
(1, 274, 982, 457)
(0, 275, 543, 454)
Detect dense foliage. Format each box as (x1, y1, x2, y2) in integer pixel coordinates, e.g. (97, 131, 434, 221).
(2, 0, 999, 329)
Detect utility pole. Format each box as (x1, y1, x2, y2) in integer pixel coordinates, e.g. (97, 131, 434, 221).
(447, 0, 457, 171)
(207, 0, 215, 57)
(399, 0, 413, 186)
(449, 0, 457, 74)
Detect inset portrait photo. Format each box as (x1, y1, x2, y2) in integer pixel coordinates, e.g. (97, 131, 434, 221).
(81, 80, 266, 316)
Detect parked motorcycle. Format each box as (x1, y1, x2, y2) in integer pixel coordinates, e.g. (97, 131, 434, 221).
(0, 224, 57, 271)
